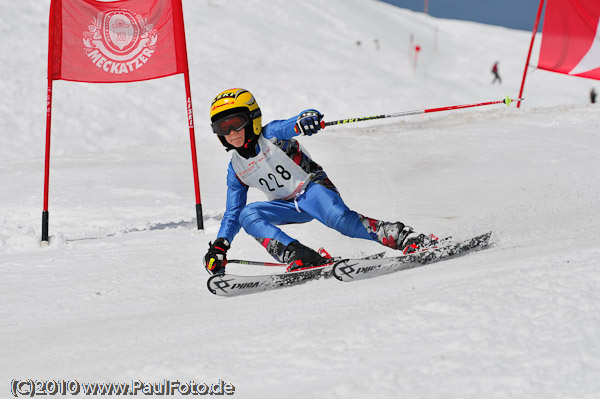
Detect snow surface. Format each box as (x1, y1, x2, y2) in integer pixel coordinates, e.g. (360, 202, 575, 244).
(2, 0, 600, 398)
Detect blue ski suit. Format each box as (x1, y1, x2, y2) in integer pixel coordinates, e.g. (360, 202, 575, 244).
(217, 113, 375, 251)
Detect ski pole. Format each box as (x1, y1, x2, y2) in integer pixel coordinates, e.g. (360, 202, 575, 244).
(322, 96, 523, 128)
(229, 250, 385, 268)
(228, 259, 287, 267)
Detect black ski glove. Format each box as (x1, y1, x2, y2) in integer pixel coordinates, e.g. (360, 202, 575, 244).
(295, 110, 324, 136)
(204, 238, 230, 275)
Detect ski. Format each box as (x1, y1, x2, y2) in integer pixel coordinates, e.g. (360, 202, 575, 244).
(332, 231, 492, 282)
(206, 233, 490, 296)
(207, 251, 386, 297)
(207, 263, 334, 297)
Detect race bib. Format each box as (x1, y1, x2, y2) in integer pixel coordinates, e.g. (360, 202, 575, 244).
(231, 136, 311, 200)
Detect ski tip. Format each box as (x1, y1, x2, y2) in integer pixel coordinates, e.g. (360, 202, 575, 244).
(478, 231, 493, 247)
(207, 274, 232, 296)
(207, 274, 218, 295)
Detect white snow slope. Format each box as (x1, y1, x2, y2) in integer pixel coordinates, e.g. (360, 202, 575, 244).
(1, 0, 600, 398)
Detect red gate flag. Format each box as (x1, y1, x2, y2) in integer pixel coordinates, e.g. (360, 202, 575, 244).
(43, 0, 204, 244)
(538, 0, 600, 80)
(48, 0, 189, 83)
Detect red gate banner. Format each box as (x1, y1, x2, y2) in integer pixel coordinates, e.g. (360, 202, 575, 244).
(42, 0, 204, 243)
(49, 0, 189, 83)
(538, 0, 600, 80)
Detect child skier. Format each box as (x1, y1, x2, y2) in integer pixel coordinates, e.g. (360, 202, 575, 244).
(204, 88, 438, 274)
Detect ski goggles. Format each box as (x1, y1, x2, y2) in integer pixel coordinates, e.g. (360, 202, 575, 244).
(211, 113, 250, 136)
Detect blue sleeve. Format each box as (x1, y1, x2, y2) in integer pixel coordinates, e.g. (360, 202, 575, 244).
(262, 115, 299, 140)
(217, 162, 248, 242)
(262, 110, 321, 140)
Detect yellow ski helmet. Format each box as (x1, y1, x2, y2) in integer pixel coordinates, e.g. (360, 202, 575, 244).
(210, 88, 262, 136)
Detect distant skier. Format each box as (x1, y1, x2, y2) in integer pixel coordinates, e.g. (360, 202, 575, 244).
(413, 45, 421, 72)
(492, 61, 502, 84)
(204, 88, 440, 274)
(591, 88, 597, 104)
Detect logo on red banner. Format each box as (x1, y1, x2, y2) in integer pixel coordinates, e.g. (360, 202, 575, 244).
(83, 9, 158, 75)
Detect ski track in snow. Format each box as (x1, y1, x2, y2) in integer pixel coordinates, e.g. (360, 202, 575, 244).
(2, 0, 600, 398)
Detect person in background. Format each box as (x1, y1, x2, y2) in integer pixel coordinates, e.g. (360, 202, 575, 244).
(492, 61, 502, 84)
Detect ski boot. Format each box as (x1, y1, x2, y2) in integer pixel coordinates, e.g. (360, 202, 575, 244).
(399, 231, 440, 254)
(283, 241, 331, 272)
(359, 215, 441, 254)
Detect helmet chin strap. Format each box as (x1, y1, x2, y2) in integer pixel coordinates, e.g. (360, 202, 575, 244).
(236, 132, 260, 158)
